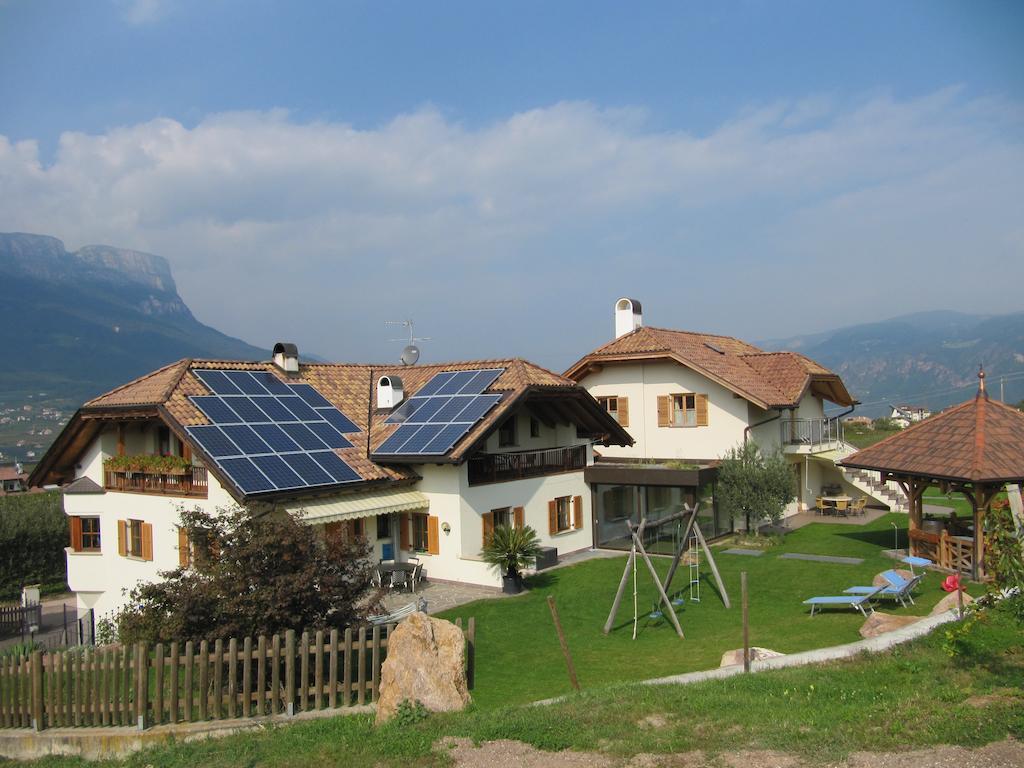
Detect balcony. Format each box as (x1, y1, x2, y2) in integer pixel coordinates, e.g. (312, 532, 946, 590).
(468, 444, 587, 486)
(779, 418, 845, 453)
(103, 465, 208, 498)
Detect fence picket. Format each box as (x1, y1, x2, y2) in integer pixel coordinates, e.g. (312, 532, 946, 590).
(298, 632, 308, 714)
(227, 638, 237, 719)
(242, 636, 252, 718)
(183, 641, 194, 722)
(153, 644, 164, 726)
(198, 640, 209, 721)
(356, 626, 366, 706)
(212, 639, 223, 720)
(467, 618, 476, 691)
(285, 631, 295, 716)
(371, 625, 380, 702)
(328, 629, 338, 709)
(313, 630, 323, 710)
(342, 628, 352, 707)
(169, 642, 180, 724)
(256, 636, 266, 716)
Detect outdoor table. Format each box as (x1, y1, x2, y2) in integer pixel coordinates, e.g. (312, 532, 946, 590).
(377, 561, 419, 592)
(821, 496, 853, 515)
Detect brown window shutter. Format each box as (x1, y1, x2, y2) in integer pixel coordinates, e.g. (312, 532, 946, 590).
(70, 516, 83, 552)
(657, 395, 671, 427)
(696, 394, 709, 426)
(324, 520, 343, 542)
(399, 513, 410, 551)
(618, 397, 629, 428)
(117, 425, 126, 457)
(182, 443, 192, 462)
(513, 506, 525, 529)
(573, 496, 583, 529)
(178, 527, 190, 568)
(481, 511, 494, 547)
(142, 523, 154, 561)
(354, 518, 365, 539)
(117, 520, 127, 557)
(427, 516, 440, 555)
(548, 500, 558, 536)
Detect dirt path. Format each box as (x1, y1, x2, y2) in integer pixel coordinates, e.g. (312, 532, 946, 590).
(439, 737, 1023, 768)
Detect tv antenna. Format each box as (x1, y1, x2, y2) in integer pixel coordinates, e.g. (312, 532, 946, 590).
(386, 319, 430, 366)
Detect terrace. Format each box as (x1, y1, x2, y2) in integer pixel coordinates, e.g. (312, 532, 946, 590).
(467, 444, 587, 485)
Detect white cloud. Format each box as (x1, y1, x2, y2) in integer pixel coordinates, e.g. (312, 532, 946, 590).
(1, 90, 1021, 367)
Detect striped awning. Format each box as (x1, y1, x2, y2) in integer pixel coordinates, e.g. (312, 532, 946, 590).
(285, 487, 429, 525)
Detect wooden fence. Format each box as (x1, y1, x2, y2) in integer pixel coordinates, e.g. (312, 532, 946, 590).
(0, 603, 41, 638)
(0, 618, 475, 730)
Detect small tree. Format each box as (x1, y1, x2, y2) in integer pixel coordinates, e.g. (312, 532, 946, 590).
(481, 525, 542, 594)
(110, 504, 376, 644)
(716, 442, 796, 533)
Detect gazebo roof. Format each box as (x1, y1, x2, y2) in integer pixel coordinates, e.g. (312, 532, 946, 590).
(841, 372, 1024, 485)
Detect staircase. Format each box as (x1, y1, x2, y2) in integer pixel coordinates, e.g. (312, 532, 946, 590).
(840, 467, 907, 513)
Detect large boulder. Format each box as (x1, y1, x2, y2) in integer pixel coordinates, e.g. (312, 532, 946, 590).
(375, 612, 470, 724)
(859, 612, 921, 639)
(930, 590, 975, 616)
(719, 647, 784, 667)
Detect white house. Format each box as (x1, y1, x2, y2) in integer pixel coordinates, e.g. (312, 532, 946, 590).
(562, 299, 905, 548)
(30, 349, 630, 618)
(888, 404, 931, 429)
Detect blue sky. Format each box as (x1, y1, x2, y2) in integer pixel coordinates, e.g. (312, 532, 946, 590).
(1, 1, 1022, 368)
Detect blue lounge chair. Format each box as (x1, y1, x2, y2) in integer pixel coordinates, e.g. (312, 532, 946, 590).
(844, 570, 923, 608)
(803, 586, 883, 617)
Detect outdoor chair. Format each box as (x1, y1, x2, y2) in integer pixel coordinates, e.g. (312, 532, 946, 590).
(845, 570, 923, 608)
(815, 497, 826, 515)
(367, 598, 428, 626)
(833, 499, 849, 516)
(410, 562, 424, 593)
(370, 568, 383, 588)
(851, 498, 868, 516)
(389, 569, 409, 591)
(803, 585, 884, 617)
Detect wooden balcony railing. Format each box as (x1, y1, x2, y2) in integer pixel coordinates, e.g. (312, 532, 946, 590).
(468, 444, 587, 486)
(103, 466, 208, 498)
(910, 528, 975, 575)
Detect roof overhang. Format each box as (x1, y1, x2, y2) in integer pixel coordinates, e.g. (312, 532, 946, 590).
(284, 487, 429, 524)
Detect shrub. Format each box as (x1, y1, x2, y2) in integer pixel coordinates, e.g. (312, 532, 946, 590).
(0, 491, 67, 600)
(716, 442, 795, 532)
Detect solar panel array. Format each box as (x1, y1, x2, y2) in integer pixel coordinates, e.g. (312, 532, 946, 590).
(185, 369, 363, 495)
(376, 368, 504, 456)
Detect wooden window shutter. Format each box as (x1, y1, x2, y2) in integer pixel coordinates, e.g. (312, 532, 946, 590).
(696, 394, 709, 426)
(70, 516, 83, 552)
(548, 500, 558, 536)
(399, 513, 410, 551)
(178, 527, 190, 567)
(573, 496, 583, 529)
(657, 395, 671, 427)
(182, 442, 192, 462)
(117, 425, 126, 457)
(117, 520, 127, 557)
(324, 520, 344, 543)
(141, 523, 154, 561)
(513, 507, 525, 529)
(427, 516, 440, 555)
(481, 511, 494, 547)
(618, 397, 629, 428)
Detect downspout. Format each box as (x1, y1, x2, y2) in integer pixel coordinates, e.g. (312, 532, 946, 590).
(743, 410, 782, 446)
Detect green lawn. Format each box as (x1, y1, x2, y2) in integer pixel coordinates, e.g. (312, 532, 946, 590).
(437, 514, 981, 708)
(843, 425, 902, 449)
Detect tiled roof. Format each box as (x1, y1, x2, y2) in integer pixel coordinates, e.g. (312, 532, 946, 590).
(842, 391, 1024, 483)
(86, 359, 191, 408)
(63, 476, 105, 495)
(564, 326, 853, 408)
(0, 467, 26, 482)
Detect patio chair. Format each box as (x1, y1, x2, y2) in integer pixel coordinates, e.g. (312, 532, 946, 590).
(370, 567, 383, 589)
(845, 570, 923, 607)
(815, 497, 826, 515)
(851, 498, 868, 516)
(410, 562, 424, 594)
(368, 598, 428, 626)
(833, 499, 849, 517)
(803, 585, 884, 617)
(389, 569, 409, 592)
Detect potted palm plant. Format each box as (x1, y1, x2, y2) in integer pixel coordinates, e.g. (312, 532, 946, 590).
(481, 524, 542, 594)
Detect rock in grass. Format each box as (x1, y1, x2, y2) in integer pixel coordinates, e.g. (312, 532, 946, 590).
(375, 612, 470, 724)
(859, 612, 921, 639)
(719, 647, 784, 667)
(929, 590, 975, 616)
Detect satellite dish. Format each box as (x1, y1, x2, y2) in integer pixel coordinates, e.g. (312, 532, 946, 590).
(400, 345, 420, 366)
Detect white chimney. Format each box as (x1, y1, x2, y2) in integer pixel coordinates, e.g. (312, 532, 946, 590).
(377, 375, 404, 409)
(272, 342, 300, 374)
(614, 298, 643, 338)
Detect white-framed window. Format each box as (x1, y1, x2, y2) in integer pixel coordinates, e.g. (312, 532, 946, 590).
(672, 394, 698, 427)
(598, 396, 619, 422)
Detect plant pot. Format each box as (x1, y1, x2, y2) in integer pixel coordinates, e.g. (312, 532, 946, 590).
(501, 573, 524, 595)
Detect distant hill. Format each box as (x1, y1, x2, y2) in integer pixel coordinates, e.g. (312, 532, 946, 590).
(0, 232, 268, 460)
(761, 310, 1024, 417)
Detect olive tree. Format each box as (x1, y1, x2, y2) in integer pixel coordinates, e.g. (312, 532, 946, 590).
(716, 442, 796, 533)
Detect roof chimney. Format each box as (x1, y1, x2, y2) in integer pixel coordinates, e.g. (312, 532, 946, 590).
(272, 342, 299, 374)
(377, 375, 404, 409)
(614, 298, 643, 339)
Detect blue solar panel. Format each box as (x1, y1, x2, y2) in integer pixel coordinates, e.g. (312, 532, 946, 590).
(279, 396, 321, 422)
(250, 423, 301, 452)
(282, 453, 333, 485)
(306, 421, 354, 449)
(405, 396, 449, 423)
(435, 370, 477, 396)
(376, 424, 421, 454)
(289, 383, 333, 408)
(317, 408, 360, 433)
(460, 369, 503, 394)
(220, 457, 275, 493)
(423, 423, 475, 454)
(414, 371, 457, 398)
(310, 452, 361, 483)
(192, 396, 242, 425)
(279, 423, 328, 450)
(220, 425, 273, 455)
(250, 371, 293, 395)
(427, 396, 475, 423)
(396, 424, 445, 452)
(187, 425, 242, 458)
(251, 455, 305, 489)
(385, 397, 426, 424)
(249, 396, 295, 422)
(451, 394, 503, 423)
(194, 370, 243, 395)
(224, 397, 270, 423)
(224, 371, 270, 396)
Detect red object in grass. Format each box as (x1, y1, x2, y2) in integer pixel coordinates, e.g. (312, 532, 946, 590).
(941, 574, 961, 593)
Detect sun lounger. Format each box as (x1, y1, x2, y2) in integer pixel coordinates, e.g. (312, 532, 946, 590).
(844, 570, 923, 607)
(803, 586, 883, 617)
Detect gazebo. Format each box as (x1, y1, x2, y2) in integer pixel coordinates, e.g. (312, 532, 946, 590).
(841, 370, 1024, 580)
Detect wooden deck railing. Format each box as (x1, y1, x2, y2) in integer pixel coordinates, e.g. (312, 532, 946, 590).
(0, 618, 475, 730)
(103, 466, 208, 498)
(468, 444, 587, 486)
(909, 529, 974, 573)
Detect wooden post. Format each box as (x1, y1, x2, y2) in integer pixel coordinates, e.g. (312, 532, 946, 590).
(152, 644, 164, 726)
(328, 629, 339, 709)
(285, 630, 296, 716)
(298, 632, 308, 714)
(183, 641, 194, 722)
(630, 526, 686, 639)
(313, 630, 323, 710)
(604, 520, 646, 634)
(466, 618, 476, 691)
(198, 640, 209, 721)
(135, 642, 148, 731)
(242, 636, 253, 719)
(356, 627, 367, 706)
(741, 572, 750, 673)
(213, 638, 223, 719)
(371, 626, 380, 703)
(547, 596, 580, 692)
(168, 642, 179, 724)
(30, 651, 43, 731)
(256, 636, 266, 716)
(227, 638, 237, 719)
(270, 634, 281, 715)
(342, 628, 352, 707)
